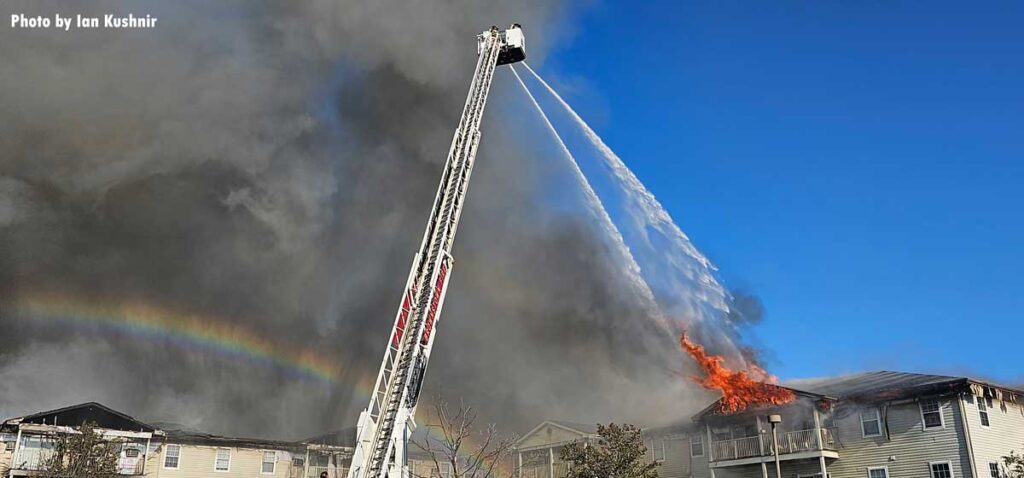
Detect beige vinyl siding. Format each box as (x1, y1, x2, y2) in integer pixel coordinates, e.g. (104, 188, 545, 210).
(691, 434, 710, 478)
(962, 395, 1024, 478)
(825, 395, 972, 478)
(713, 462, 764, 478)
(150, 443, 293, 478)
(659, 437, 692, 478)
(711, 460, 823, 478)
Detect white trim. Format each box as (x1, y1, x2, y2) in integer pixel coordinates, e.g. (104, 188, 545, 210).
(214, 448, 231, 472)
(929, 461, 955, 478)
(261, 450, 277, 475)
(867, 466, 890, 478)
(861, 409, 883, 437)
(514, 421, 592, 448)
(163, 443, 181, 470)
(920, 399, 946, 430)
(690, 435, 704, 457)
(977, 397, 991, 428)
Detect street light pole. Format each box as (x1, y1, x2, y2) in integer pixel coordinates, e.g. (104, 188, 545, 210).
(769, 415, 782, 478)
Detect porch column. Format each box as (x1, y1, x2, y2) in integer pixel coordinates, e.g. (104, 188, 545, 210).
(814, 408, 828, 478)
(761, 462, 769, 478)
(143, 437, 151, 475)
(705, 424, 714, 462)
(756, 416, 765, 456)
(11, 426, 23, 473)
(304, 449, 310, 478)
(549, 447, 554, 478)
(517, 451, 522, 478)
(813, 408, 823, 450)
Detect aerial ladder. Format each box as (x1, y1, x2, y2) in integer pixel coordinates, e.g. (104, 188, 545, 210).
(345, 24, 526, 478)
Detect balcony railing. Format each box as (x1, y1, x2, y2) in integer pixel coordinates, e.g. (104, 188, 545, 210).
(711, 435, 763, 461)
(710, 428, 836, 462)
(12, 448, 146, 475)
(12, 448, 52, 471)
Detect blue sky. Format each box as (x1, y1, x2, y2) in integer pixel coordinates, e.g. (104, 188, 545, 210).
(536, 1, 1023, 382)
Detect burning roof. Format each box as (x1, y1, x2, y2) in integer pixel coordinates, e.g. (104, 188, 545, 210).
(680, 333, 795, 415)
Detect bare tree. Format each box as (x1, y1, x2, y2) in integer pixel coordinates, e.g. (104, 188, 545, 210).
(1005, 448, 1024, 478)
(40, 421, 121, 478)
(412, 399, 517, 478)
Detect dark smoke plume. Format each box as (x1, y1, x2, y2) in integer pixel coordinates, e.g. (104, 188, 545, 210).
(0, 0, 735, 439)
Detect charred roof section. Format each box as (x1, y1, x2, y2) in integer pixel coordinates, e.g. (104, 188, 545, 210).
(162, 428, 303, 451)
(8, 402, 156, 432)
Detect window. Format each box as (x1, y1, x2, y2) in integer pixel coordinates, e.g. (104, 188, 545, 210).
(990, 462, 1000, 478)
(125, 447, 140, 458)
(163, 444, 181, 469)
(262, 451, 276, 474)
(861, 409, 882, 437)
(690, 436, 703, 457)
(920, 399, 944, 429)
(215, 448, 231, 472)
(431, 462, 453, 478)
(868, 467, 889, 478)
(651, 439, 666, 461)
(930, 462, 954, 478)
(978, 397, 991, 427)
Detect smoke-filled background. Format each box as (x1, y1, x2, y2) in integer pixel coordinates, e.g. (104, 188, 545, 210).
(0, 0, 761, 439)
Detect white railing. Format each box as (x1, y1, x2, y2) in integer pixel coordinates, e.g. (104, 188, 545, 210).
(12, 448, 145, 475)
(116, 456, 145, 475)
(711, 435, 762, 460)
(775, 428, 818, 454)
(12, 448, 52, 470)
(711, 428, 837, 462)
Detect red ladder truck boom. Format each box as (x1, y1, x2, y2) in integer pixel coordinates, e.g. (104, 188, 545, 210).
(345, 24, 526, 478)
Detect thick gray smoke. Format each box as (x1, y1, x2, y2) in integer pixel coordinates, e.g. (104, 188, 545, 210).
(0, 0, 746, 439)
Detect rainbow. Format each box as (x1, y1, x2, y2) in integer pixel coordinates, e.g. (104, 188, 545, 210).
(8, 292, 376, 395)
(8, 293, 515, 474)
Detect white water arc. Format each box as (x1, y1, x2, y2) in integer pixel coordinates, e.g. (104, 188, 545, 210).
(509, 65, 671, 333)
(520, 62, 739, 358)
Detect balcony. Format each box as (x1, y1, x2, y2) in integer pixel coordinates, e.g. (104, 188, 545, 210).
(11, 448, 51, 471)
(12, 448, 146, 475)
(709, 428, 837, 466)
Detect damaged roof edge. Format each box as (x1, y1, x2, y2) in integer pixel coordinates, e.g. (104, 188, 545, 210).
(692, 371, 1024, 422)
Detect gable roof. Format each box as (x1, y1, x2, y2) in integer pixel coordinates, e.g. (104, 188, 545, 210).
(547, 420, 599, 434)
(8, 402, 155, 433)
(514, 420, 597, 448)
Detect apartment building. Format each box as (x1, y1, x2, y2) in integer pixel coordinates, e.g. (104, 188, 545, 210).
(514, 371, 1024, 478)
(0, 402, 469, 478)
(0, 402, 332, 478)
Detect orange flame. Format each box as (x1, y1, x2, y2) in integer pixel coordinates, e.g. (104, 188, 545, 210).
(680, 332, 795, 413)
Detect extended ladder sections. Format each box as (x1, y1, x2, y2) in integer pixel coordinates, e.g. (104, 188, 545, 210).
(346, 25, 526, 478)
